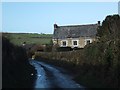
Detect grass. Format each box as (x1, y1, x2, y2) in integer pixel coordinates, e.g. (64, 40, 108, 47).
(3, 33, 53, 45)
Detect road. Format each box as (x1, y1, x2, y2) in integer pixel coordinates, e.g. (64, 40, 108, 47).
(29, 59, 85, 89)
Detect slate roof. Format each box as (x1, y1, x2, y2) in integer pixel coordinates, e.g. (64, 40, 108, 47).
(53, 24, 98, 39)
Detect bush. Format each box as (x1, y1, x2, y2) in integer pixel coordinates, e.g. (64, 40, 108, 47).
(2, 36, 36, 88)
(56, 47, 73, 52)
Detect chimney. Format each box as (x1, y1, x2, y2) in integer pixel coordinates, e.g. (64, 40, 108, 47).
(98, 21, 100, 26)
(54, 23, 58, 30)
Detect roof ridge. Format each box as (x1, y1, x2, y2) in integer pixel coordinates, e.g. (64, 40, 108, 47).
(58, 24, 98, 27)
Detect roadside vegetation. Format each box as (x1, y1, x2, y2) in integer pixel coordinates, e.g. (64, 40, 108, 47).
(34, 15, 120, 88)
(2, 36, 36, 88)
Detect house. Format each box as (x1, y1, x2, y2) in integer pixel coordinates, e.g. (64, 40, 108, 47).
(52, 21, 100, 48)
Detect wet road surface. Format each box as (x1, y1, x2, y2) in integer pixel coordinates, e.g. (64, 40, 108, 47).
(29, 59, 85, 89)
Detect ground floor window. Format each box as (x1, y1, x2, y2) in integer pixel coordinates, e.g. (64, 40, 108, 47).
(73, 41, 77, 45)
(85, 39, 92, 45)
(86, 40, 90, 44)
(62, 41, 66, 46)
(72, 40, 79, 48)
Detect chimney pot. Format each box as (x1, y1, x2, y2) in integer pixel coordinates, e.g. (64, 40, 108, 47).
(98, 21, 100, 25)
(54, 23, 58, 29)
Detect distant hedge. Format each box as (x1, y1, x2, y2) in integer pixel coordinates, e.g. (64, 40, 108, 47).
(56, 47, 73, 52)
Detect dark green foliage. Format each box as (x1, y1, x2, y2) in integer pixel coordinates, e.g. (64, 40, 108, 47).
(56, 47, 73, 52)
(44, 39, 53, 52)
(2, 37, 36, 88)
(44, 44, 53, 52)
(97, 14, 120, 40)
(80, 15, 120, 88)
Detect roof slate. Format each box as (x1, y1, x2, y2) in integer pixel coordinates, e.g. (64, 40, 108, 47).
(53, 24, 98, 39)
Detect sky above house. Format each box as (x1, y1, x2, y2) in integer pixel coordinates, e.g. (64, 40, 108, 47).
(2, 2, 118, 34)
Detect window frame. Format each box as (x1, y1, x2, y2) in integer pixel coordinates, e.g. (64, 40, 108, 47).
(85, 39, 92, 45)
(73, 41, 77, 45)
(86, 40, 90, 44)
(62, 41, 66, 46)
(61, 40, 68, 47)
(72, 39, 79, 47)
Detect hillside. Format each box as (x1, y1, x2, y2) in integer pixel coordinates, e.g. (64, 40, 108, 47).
(3, 33, 53, 46)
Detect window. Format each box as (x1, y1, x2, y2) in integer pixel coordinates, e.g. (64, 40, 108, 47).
(73, 41, 77, 45)
(72, 40, 78, 48)
(62, 41, 66, 46)
(85, 39, 92, 46)
(61, 40, 68, 47)
(86, 40, 90, 44)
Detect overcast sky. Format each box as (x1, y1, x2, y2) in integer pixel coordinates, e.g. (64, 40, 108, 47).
(2, 2, 118, 34)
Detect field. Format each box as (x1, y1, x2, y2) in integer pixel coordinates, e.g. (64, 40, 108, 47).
(3, 33, 53, 46)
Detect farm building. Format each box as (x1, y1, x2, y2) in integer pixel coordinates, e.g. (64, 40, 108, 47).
(52, 21, 100, 48)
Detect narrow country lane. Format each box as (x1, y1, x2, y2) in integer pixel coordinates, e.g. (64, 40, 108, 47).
(29, 59, 85, 89)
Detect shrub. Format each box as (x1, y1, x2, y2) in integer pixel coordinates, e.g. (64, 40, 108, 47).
(2, 36, 36, 88)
